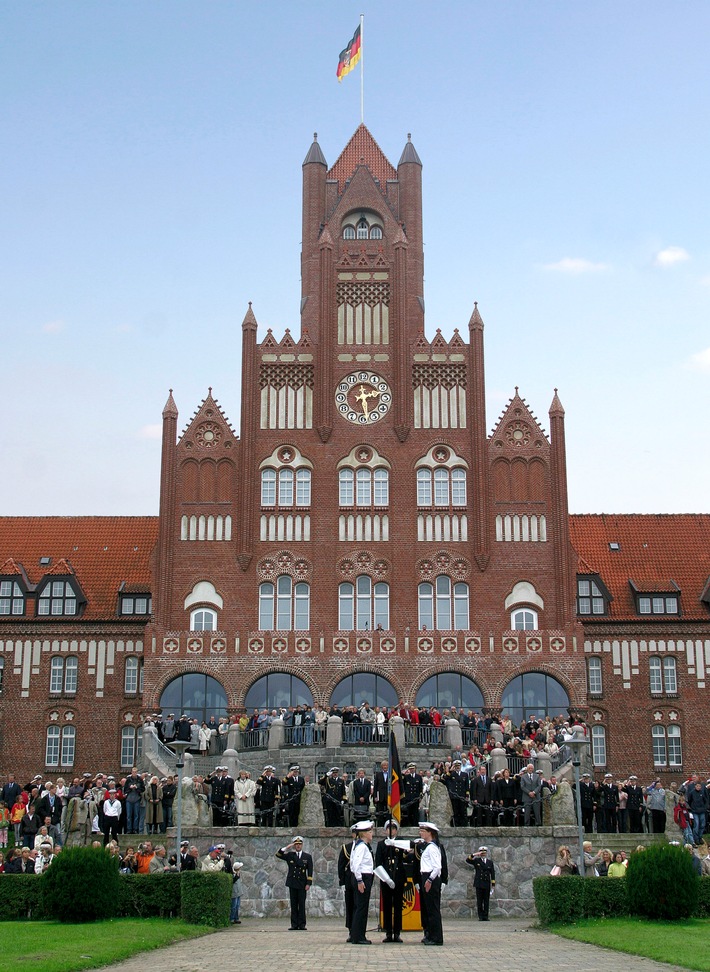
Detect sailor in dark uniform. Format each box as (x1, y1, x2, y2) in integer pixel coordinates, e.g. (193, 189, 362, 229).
(402, 762, 424, 827)
(375, 818, 407, 943)
(465, 845, 496, 920)
(625, 775, 645, 833)
(281, 764, 306, 828)
(206, 766, 234, 826)
(443, 759, 470, 827)
(576, 772, 595, 832)
(256, 765, 280, 827)
(275, 835, 313, 930)
(319, 767, 346, 827)
(338, 824, 358, 941)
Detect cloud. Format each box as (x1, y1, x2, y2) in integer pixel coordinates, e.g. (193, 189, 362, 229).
(542, 257, 609, 274)
(688, 347, 710, 372)
(41, 319, 64, 334)
(138, 424, 162, 440)
(654, 246, 690, 267)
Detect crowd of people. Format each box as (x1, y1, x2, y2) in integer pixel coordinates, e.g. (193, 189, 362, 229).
(552, 838, 710, 878)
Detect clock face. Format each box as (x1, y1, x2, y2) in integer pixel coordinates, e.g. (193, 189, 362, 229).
(335, 371, 392, 424)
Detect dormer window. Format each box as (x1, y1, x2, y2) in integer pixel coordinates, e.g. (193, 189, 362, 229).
(37, 579, 79, 616)
(576, 575, 610, 616)
(120, 594, 152, 616)
(629, 579, 680, 616)
(0, 579, 25, 616)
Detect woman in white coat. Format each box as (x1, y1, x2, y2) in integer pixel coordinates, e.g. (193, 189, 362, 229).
(234, 770, 257, 825)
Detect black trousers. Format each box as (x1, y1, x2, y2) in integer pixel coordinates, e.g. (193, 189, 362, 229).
(288, 887, 307, 929)
(628, 809, 643, 833)
(350, 873, 373, 943)
(420, 872, 443, 944)
(102, 816, 120, 845)
(343, 884, 354, 934)
(380, 881, 405, 938)
(476, 887, 491, 919)
(581, 806, 594, 832)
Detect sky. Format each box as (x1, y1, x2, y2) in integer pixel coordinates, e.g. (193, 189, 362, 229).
(1, 1, 708, 516)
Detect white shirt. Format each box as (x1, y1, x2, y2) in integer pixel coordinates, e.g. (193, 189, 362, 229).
(103, 798, 122, 818)
(420, 841, 442, 880)
(350, 839, 374, 880)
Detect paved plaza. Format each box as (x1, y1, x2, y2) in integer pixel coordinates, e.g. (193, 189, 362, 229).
(103, 917, 687, 972)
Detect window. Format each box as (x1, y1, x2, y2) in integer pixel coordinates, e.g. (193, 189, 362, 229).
(261, 468, 311, 507)
(370, 225, 383, 240)
(339, 468, 389, 507)
(652, 725, 681, 767)
(0, 656, 4, 694)
(339, 578, 389, 630)
(191, 608, 217, 631)
(637, 593, 679, 615)
(49, 656, 78, 694)
(120, 595, 151, 615)
(0, 579, 24, 615)
(577, 578, 607, 615)
(416, 673, 484, 711)
(259, 577, 310, 631)
(244, 673, 313, 710)
(587, 657, 603, 695)
(356, 218, 368, 239)
(591, 726, 607, 766)
(418, 577, 469, 630)
(37, 580, 78, 616)
(46, 726, 75, 767)
(416, 468, 466, 507)
(650, 656, 677, 694)
(120, 726, 143, 768)
(501, 672, 570, 726)
(511, 608, 538, 630)
(330, 672, 397, 710)
(159, 673, 228, 725)
(124, 656, 144, 694)
(343, 225, 356, 240)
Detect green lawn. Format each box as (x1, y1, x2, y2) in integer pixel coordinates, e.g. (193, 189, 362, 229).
(549, 916, 710, 971)
(0, 918, 214, 972)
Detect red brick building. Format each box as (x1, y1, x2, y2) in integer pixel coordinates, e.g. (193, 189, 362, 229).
(1, 126, 708, 780)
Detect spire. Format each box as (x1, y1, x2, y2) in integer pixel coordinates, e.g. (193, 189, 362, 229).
(468, 302, 484, 331)
(303, 131, 327, 167)
(549, 388, 565, 418)
(162, 389, 178, 419)
(242, 301, 257, 332)
(398, 132, 422, 166)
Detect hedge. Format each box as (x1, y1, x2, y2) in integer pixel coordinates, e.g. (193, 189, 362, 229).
(180, 870, 231, 927)
(0, 872, 228, 926)
(534, 875, 710, 925)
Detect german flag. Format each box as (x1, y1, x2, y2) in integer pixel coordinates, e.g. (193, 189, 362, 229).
(336, 25, 361, 82)
(387, 730, 402, 824)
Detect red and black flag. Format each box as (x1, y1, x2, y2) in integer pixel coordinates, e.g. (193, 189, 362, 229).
(387, 730, 402, 824)
(336, 25, 361, 82)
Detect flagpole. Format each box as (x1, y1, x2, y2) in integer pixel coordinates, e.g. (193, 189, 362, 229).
(360, 13, 364, 123)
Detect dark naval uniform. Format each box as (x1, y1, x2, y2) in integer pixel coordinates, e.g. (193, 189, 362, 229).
(444, 768, 470, 827)
(275, 846, 313, 930)
(625, 783, 645, 833)
(206, 772, 234, 826)
(576, 778, 595, 832)
(256, 773, 281, 827)
(337, 839, 355, 940)
(281, 772, 306, 828)
(402, 770, 424, 827)
(466, 853, 496, 920)
(375, 837, 408, 941)
(319, 773, 346, 827)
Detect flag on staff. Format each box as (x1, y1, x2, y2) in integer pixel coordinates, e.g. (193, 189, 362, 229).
(336, 24, 361, 82)
(387, 731, 402, 823)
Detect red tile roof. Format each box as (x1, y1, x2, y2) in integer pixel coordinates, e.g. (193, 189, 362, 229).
(0, 517, 158, 622)
(327, 124, 397, 193)
(570, 514, 710, 622)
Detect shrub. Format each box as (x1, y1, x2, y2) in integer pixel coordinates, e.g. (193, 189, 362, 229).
(42, 846, 120, 922)
(697, 876, 710, 917)
(533, 875, 630, 925)
(626, 844, 699, 920)
(180, 871, 231, 927)
(0, 875, 48, 921)
(116, 873, 182, 917)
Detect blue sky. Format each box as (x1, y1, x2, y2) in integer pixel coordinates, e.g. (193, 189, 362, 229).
(1, 1, 708, 515)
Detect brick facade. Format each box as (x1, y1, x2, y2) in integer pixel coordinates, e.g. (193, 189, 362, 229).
(0, 127, 708, 782)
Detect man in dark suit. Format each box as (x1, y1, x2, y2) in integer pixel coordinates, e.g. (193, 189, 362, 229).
(276, 836, 313, 930)
(256, 765, 280, 827)
(351, 768, 373, 822)
(576, 772, 596, 832)
(624, 775, 645, 833)
(466, 845, 496, 920)
(600, 773, 619, 833)
(520, 764, 542, 826)
(375, 818, 408, 943)
(470, 766, 493, 827)
(373, 760, 389, 826)
(281, 765, 306, 828)
(1, 773, 22, 810)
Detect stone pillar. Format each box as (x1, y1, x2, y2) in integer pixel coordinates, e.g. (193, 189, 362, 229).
(269, 718, 285, 753)
(550, 779, 577, 826)
(299, 783, 325, 827)
(445, 718, 462, 752)
(183, 752, 195, 780)
(223, 750, 240, 779)
(228, 724, 241, 752)
(390, 716, 405, 754)
(489, 745, 507, 778)
(326, 715, 343, 749)
(536, 752, 552, 780)
(489, 721, 503, 745)
(427, 780, 452, 830)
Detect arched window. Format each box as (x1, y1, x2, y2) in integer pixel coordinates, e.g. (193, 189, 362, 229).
(501, 672, 570, 725)
(415, 673, 484, 711)
(591, 726, 607, 766)
(511, 608, 538, 630)
(49, 656, 78, 694)
(159, 673, 228, 725)
(370, 225, 383, 240)
(356, 218, 368, 239)
(416, 467, 466, 507)
(331, 673, 397, 710)
(244, 673, 313, 711)
(587, 657, 603, 695)
(339, 468, 388, 507)
(343, 225, 356, 240)
(338, 578, 389, 630)
(191, 608, 217, 631)
(261, 467, 311, 507)
(418, 578, 469, 630)
(259, 577, 310, 630)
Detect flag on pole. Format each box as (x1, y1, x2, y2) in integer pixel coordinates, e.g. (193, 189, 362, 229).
(387, 730, 402, 824)
(336, 25, 362, 82)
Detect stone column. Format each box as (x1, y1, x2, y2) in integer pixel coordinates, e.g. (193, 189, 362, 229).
(445, 718, 462, 752)
(489, 721, 503, 745)
(228, 724, 241, 752)
(489, 745, 507, 778)
(326, 715, 343, 749)
(390, 716, 405, 754)
(269, 718, 285, 752)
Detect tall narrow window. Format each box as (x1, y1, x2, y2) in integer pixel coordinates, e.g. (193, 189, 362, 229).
(125, 657, 139, 694)
(121, 727, 137, 768)
(587, 657, 603, 695)
(591, 726, 607, 766)
(261, 469, 276, 505)
(50, 657, 64, 694)
(652, 726, 667, 766)
(46, 727, 61, 766)
(667, 725, 682, 766)
(649, 657, 663, 694)
(339, 469, 354, 505)
(61, 726, 76, 767)
(663, 657, 677, 693)
(417, 469, 432, 506)
(64, 656, 78, 694)
(278, 469, 294, 506)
